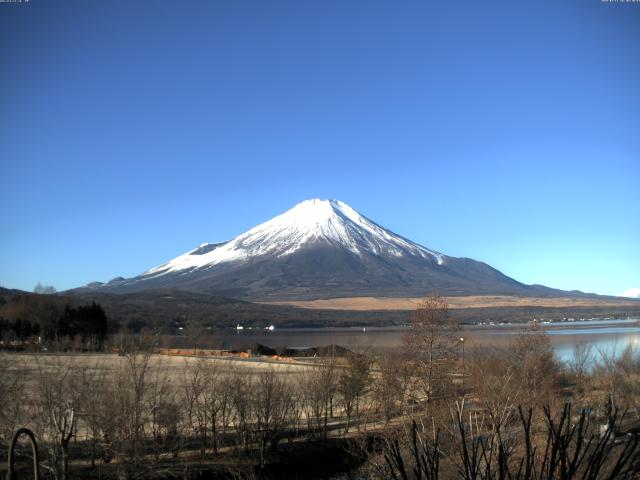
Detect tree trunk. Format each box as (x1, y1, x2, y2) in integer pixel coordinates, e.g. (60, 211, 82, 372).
(61, 439, 69, 480)
(212, 417, 218, 453)
(200, 428, 207, 459)
(260, 437, 266, 468)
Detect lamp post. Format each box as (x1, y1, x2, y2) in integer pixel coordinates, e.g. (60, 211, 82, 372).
(459, 336, 465, 389)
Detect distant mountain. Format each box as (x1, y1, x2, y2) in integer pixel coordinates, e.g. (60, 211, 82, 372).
(81, 199, 592, 300)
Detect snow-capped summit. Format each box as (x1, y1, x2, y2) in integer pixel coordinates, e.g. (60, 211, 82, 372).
(145, 199, 444, 278)
(622, 288, 640, 299)
(85, 198, 541, 300)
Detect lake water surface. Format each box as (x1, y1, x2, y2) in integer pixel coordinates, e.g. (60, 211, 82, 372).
(220, 319, 640, 365)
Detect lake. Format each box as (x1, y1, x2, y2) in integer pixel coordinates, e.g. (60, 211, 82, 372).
(215, 318, 640, 365)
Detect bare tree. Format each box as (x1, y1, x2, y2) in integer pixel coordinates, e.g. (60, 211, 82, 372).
(183, 319, 209, 353)
(0, 354, 28, 443)
(34, 282, 57, 294)
(183, 358, 211, 458)
(81, 361, 109, 468)
(371, 352, 410, 424)
(406, 295, 459, 404)
(109, 349, 153, 479)
(299, 356, 338, 439)
(467, 347, 520, 434)
(338, 351, 371, 432)
(205, 362, 234, 453)
(376, 402, 640, 480)
(252, 368, 294, 466)
(614, 345, 640, 417)
(508, 329, 559, 407)
(148, 362, 180, 461)
(181, 358, 238, 458)
(34, 355, 85, 480)
(569, 342, 593, 402)
(230, 372, 253, 452)
(593, 345, 640, 421)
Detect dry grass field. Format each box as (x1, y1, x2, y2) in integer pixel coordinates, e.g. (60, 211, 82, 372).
(3, 352, 315, 380)
(263, 295, 640, 311)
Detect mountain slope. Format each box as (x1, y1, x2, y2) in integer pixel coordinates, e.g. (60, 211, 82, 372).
(145, 199, 445, 275)
(83, 199, 577, 300)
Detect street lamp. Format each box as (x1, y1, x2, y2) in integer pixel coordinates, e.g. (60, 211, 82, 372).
(459, 337, 465, 389)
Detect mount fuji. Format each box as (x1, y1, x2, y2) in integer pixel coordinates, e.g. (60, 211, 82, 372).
(84, 199, 568, 300)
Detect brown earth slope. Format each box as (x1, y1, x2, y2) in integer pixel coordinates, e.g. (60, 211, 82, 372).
(264, 295, 640, 311)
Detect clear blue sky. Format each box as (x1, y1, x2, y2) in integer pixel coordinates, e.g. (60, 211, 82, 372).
(1, 0, 638, 296)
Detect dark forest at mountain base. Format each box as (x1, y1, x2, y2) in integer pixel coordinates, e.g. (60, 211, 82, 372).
(2, 287, 639, 333)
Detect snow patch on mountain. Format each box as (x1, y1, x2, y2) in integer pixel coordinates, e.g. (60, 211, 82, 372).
(145, 199, 445, 277)
(621, 288, 640, 299)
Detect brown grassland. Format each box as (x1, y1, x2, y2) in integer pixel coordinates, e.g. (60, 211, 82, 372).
(264, 294, 640, 311)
